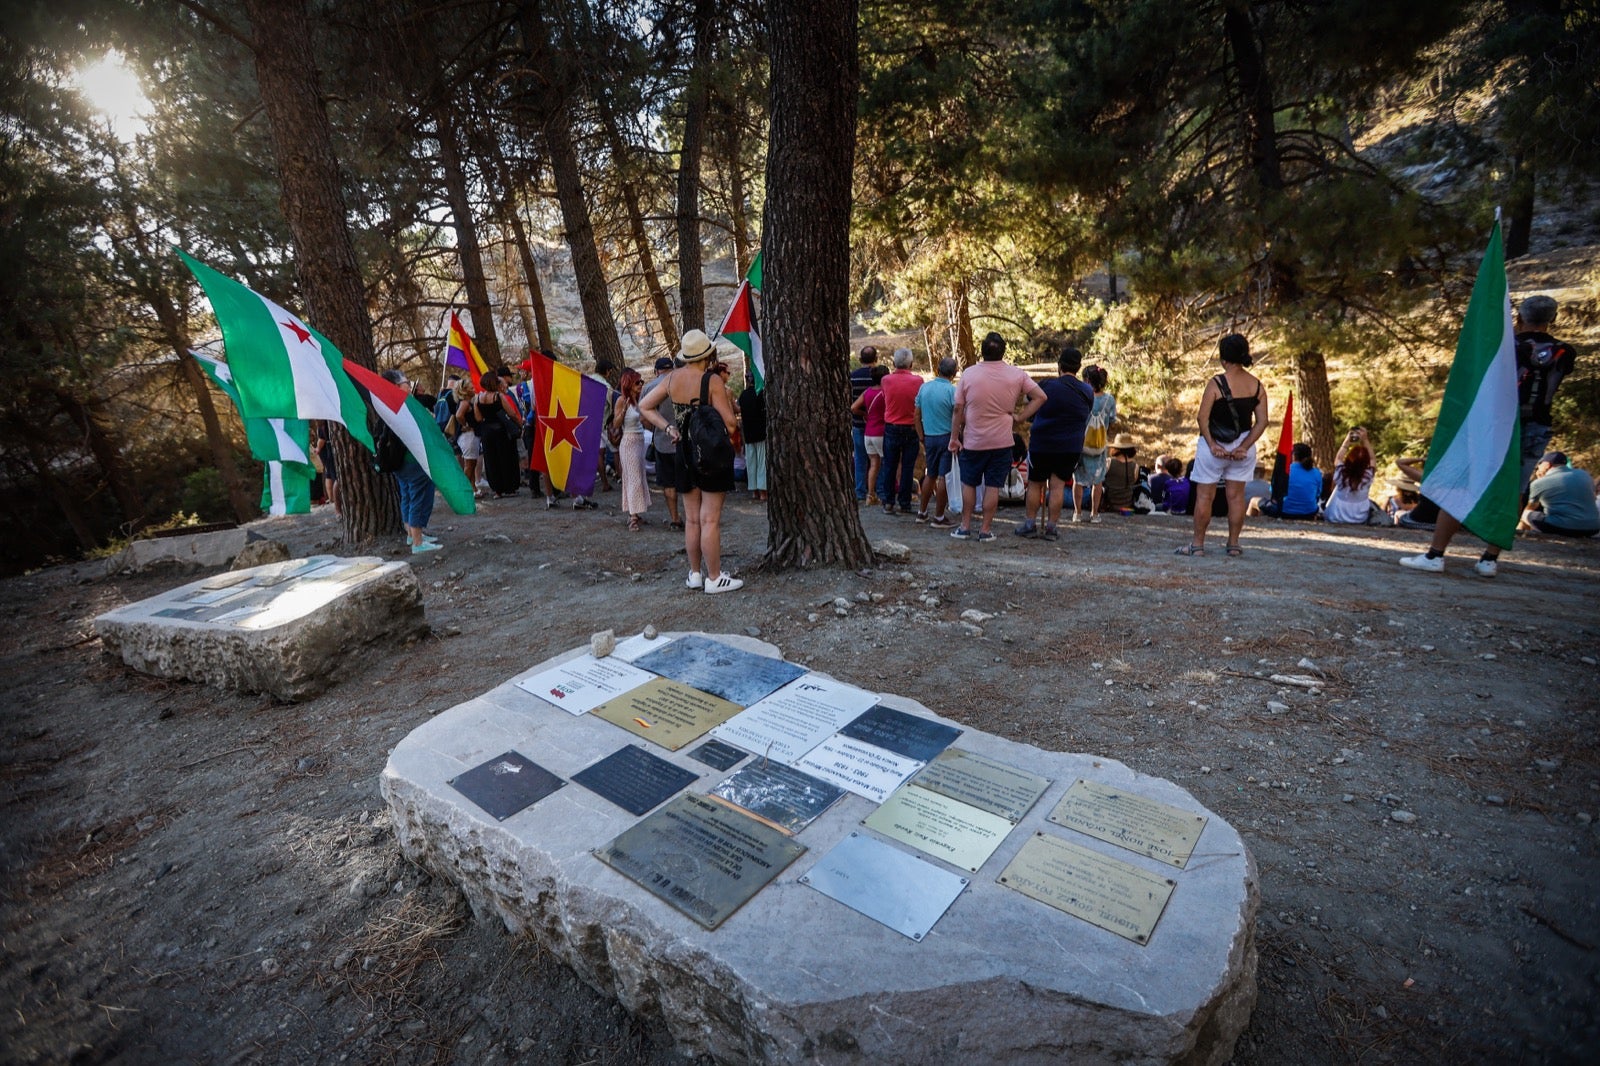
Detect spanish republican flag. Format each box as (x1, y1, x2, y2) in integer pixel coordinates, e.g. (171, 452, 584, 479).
(524, 351, 607, 496)
(445, 311, 490, 389)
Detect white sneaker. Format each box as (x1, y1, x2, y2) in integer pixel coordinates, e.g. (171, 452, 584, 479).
(685, 571, 704, 590)
(1475, 558, 1499, 578)
(1399, 553, 1444, 573)
(704, 573, 743, 594)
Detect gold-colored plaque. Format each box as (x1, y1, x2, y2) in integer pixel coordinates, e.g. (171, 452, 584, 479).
(1047, 780, 1208, 869)
(862, 785, 1015, 872)
(910, 748, 1051, 823)
(996, 832, 1176, 945)
(591, 677, 743, 751)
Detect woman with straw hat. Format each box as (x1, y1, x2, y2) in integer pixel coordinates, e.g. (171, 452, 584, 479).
(640, 329, 744, 594)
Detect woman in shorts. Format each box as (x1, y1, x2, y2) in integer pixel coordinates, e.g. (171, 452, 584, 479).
(1176, 333, 1270, 557)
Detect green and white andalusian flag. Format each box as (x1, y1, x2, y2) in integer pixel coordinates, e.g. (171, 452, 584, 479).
(177, 249, 374, 451)
(1420, 219, 1522, 551)
(191, 350, 315, 515)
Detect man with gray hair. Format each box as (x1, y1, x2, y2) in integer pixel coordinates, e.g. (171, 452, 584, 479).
(878, 347, 924, 514)
(1514, 294, 1577, 496)
(915, 356, 959, 523)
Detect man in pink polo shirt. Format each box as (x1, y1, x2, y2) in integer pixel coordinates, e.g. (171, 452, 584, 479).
(879, 348, 924, 515)
(949, 332, 1045, 541)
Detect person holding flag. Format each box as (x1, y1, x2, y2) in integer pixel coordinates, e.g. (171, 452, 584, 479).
(1400, 218, 1521, 577)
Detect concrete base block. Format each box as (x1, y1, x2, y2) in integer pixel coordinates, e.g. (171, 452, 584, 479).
(96, 555, 425, 701)
(106, 528, 263, 575)
(383, 635, 1258, 1065)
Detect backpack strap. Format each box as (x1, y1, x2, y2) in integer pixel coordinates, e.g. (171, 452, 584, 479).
(699, 368, 716, 406)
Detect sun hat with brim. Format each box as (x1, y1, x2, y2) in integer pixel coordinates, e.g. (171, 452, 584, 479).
(1109, 433, 1137, 451)
(1388, 476, 1421, 492)
(680, 329, 716, 362)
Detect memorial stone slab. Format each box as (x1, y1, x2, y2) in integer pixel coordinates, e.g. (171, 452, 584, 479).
(383, 634, 1259, 1066)
(95, 555, 425, 701)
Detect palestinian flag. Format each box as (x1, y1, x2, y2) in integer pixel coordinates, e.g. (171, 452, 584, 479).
(341, 360, 476, 516)
(1269, 392, 1294, 504)
(191, 350, 314, 516)
(717, 279, 764, 391)
(745, 250, 763, 293)
(445, 311, 490, 390)
(524, 350, 606, 496)
(261, 461, 313, 515)
(176, 250, 374, 450)
(1420, 219, 1521, 551)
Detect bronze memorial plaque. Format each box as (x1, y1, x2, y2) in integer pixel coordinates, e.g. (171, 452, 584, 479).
(862, 784, 1015, 872)
(595, 792, 806, 930)
(909, 748, 1051, 824)
(997, 832, 1176, 945)
(591, 677, 744, 751)
(1047, 779, 1208, 868)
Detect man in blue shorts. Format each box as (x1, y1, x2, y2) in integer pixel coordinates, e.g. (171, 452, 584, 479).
(1014, 347, 1093, 541)
(915, 357, 958, 524)
(948, 333, 1045, 542)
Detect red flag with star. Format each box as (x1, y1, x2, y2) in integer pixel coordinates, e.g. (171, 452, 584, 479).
(524, 351, 607, 495)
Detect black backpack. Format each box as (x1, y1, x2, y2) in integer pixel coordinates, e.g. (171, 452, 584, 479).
(374, 424, 407, 473)
(684, 369, 734, 475)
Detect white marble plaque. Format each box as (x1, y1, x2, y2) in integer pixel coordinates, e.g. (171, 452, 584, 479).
(515, 654, 656, 715)
(796, 736, 924, 804)
(710, 674, 878, 766)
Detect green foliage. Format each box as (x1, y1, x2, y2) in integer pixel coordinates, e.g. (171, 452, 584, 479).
(177, 468, 236, 524)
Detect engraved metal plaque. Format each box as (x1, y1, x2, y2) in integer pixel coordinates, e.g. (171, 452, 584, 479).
(710, 674, 878, 767)
(997, 832, 1176, 945)
(514, 653, 656, 716)
(910, 748, 1051, 824)
(595, 792, 806, 930)
(591, 677, 744, 751)
(862, 785, 1014, 872)
(448, 751, 565, 821)
(839, 705, 962, 763)
(1048, 780, 1208, 868)
(687, 738, 747, 772)
(709, 762, 845, 835)
(630, 634, 806, 706)
(571, 746, 699, 816)
(795, 736, 924, 803)
(800, 831, 969, 941)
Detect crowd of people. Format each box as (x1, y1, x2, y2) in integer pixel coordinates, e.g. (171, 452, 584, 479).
(346, 290, 1589, 585)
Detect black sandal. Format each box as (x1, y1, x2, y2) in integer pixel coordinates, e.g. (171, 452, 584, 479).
(1174, 544, 1206, 556)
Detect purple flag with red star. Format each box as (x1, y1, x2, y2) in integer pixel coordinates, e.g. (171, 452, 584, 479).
(524, 351, 608, 496)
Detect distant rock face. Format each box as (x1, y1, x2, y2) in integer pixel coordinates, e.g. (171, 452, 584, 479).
(383, 634, 1259, 1065)
(96, 556, 425, 701)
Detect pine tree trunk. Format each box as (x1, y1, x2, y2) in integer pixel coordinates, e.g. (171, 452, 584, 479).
(437, 106, 503, 368)
(729, 131, 752, 278)
(21, 430, 97, 551)
(58, 392, 146, 533)
(1506, 149, 1535, 260)
(621, 180, 679, 352)
(948, 282, 977, 368)
(1293, 349, 1337, 473)
(675, 0, 714, 331)
(178, 349, 256, 523)
(518, 0, 625, 369)
(762, 0, 871, 570)
(243, 0, 398, 543)
(506, 208, 554, 351)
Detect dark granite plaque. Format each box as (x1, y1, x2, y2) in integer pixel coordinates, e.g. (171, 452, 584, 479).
(688, 739, 748, 772)
(839, 705, 962, 762)
(709, 762, 845, 834)
(629, 634, 806, 706)
(448, 751, 565, 821)
(595, 793, 806, 930)
(572, 746, 700, 816)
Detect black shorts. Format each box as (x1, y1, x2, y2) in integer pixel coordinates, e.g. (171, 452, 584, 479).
(1028, 450, 1081, 484)
(675, 454, 735, 495)
(654, 450, 678, 489)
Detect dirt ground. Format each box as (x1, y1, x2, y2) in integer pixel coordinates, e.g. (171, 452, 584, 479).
(2, 490, 1598, 1065)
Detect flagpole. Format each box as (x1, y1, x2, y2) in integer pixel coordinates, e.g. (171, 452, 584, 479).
(437, 307, 453, 397)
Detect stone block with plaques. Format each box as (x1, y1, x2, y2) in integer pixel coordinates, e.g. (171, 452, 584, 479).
(382, 632, 1259, 1065)
(94, 555, 425, 701)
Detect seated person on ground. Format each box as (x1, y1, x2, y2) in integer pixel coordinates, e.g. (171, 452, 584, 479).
(1520, 452, 1600, 537)
(1102, 435, 1140, 512)
(1324, 428, 1381, 525)
(1243, 465, 1272, 510)
(1152, 457, 1189, 513)
(1261, 443, 1321, 518)
(1382, 475, 1422, 524)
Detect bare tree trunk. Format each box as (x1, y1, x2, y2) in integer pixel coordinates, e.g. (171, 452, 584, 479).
(437, 105, 503, 368)
(21, 430, 97, 551)
(948, 282, 977, 368)
(621, 180, 679, 352)
(242, 0, 399, 542)
(728, 126, 752, 277)
(1294, 349, 1337, 472)
(762, 0, 871, 569)
(178, 349, 256, 522)
(676, 0, 714, 331)
(519, 0, 626, 369)
(506, 207, 554, 350)
(1506, 148, 1535, 260)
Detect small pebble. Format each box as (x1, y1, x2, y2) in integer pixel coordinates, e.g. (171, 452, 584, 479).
(745, 627, 761, 638)
(1577, 812, 1593, 825)
(1420, 644, 1435, 652)
(807, 613, 819, 623)
(1480, 652, 1497, 661)
(1267, 700, 1289, 714)
(260, 957, 281, 977)
(1484, 795, 1506, 806)
(1390, 810, 1417, 824)
(1342, 794, 1355, 803)
(643, 624, 659, 639)
(833, 597, 851, 610)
